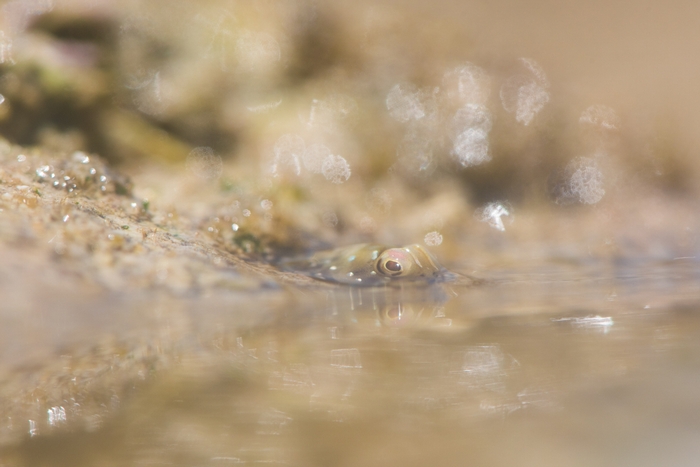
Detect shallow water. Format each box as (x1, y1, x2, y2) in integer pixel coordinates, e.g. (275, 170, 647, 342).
(4, 258, 700, 467)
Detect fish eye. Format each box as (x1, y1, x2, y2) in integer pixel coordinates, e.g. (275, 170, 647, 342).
(377, 255, 405, 277)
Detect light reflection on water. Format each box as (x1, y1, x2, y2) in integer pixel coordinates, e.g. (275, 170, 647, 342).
(5, 260, 700, 467)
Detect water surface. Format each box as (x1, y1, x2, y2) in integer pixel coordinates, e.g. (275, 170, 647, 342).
(5, 258, 700, 467)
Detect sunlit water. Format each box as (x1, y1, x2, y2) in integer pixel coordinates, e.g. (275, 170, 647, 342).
(4, 258, 700, 467)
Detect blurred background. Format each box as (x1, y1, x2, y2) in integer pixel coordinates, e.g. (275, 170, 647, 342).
(1, 0, 698, 257)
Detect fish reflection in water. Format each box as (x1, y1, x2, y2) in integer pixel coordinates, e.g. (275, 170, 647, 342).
(378, 301, 453, 327)
(281, 243, 468, 286)
(321, 275, 462, 329)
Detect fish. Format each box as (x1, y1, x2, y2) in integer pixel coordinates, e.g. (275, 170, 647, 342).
(279, 243, 454, 286)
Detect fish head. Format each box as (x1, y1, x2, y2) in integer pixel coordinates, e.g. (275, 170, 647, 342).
(375, 244, 442, 280)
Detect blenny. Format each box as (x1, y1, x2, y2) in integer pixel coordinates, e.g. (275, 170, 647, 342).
(280, 243, 453, 286)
